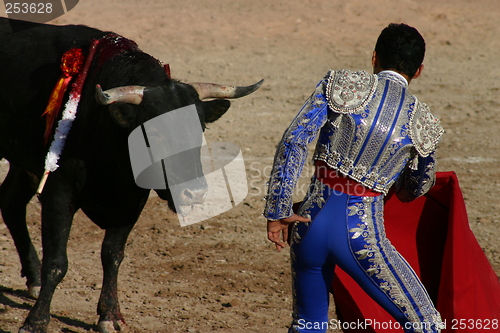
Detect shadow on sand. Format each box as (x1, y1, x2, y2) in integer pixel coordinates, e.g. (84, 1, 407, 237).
(0, 285, 98, 332)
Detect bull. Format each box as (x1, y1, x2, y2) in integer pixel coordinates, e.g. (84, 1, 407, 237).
(0, 18, 263, 333)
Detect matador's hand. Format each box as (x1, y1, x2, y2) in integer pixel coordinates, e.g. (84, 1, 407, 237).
(267, 214, 310, 252)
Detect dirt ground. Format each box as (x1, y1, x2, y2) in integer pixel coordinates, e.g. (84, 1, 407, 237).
(1, 0, 499, 332)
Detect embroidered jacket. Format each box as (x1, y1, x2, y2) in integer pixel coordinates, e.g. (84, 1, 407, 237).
(264, 70, 444, 220)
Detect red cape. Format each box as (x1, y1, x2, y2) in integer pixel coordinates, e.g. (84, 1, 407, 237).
(331, 172, 500, 332)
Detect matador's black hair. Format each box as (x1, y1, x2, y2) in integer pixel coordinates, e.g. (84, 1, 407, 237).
(375, 23, 426, 78)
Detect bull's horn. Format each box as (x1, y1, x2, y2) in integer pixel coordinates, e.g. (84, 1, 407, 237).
(96, 84, 147, 105)
(189, 79, 264, 100)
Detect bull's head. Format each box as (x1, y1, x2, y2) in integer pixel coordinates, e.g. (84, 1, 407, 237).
(95, 79, 263, 216)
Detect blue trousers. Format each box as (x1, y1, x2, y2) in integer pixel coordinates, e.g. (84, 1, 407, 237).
(288, 179, 443, 333)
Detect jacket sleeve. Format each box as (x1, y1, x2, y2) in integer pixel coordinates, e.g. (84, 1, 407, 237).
(395, 149, 438, 202)
(263, 74, 330, 220)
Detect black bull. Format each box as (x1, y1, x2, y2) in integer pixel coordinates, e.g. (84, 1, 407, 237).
(0, 18, 262, 333)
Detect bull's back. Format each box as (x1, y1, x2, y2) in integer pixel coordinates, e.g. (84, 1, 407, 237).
(0, 18, 105, 168)
(0, 18, 105, 92)
(0, 17, 105, 43)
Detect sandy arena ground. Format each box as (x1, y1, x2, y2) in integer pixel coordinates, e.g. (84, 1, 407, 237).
(1, 0, 499, 332)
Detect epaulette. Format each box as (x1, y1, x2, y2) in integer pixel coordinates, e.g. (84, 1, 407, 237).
(326, 69, 378, 114)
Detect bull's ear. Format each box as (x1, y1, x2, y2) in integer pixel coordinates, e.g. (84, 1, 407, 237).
(202, 99, 231, 123)
(108, 103, 136, 128)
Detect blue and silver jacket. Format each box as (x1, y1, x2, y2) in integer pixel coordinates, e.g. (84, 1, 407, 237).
(264, 70, 444, 220)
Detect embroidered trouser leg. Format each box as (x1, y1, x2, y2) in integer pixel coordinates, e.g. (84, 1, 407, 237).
(289, 181, 442, 333)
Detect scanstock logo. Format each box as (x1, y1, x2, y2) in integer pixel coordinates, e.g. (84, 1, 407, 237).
(3, 0, 79, 23)
(128, 105, 249, 227)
